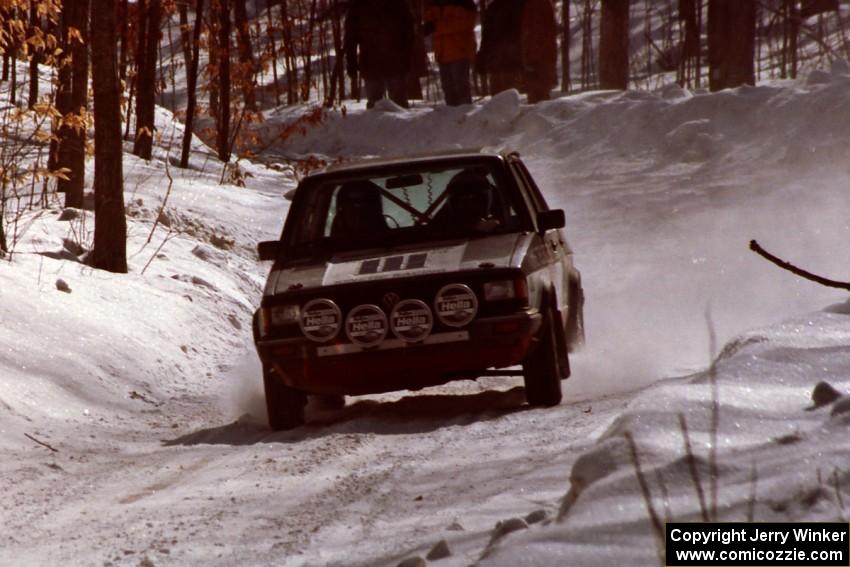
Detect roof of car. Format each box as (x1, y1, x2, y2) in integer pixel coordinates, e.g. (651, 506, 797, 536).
(311, 148, 517, 177)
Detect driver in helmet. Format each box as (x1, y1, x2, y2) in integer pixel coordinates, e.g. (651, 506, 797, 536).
(441, 169, 497, 231)
(330, 180, 389, 239)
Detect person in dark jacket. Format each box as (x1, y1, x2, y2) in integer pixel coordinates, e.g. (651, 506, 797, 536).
(424, 0, 477, 106)
(520, 0, 557, 102)
(476, 0, 524, 95)
(476, 0, 557, 102)
(345, 0, 415, 108)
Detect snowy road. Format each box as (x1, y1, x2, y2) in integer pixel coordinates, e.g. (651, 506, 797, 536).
(1, 368, 634, 565)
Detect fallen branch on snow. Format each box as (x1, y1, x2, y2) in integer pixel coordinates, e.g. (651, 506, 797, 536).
(749, 240, 850, 291)
(25, 433, 58, 453)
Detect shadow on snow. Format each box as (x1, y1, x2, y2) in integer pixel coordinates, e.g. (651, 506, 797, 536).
(163, 386, 533, 446)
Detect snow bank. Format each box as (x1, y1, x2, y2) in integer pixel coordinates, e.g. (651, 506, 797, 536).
(0, 104, 294, 450)
(483, 306, 850, 566)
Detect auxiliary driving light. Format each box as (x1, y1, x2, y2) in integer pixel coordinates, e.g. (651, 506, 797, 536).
(434, 283, 478, 328)
(298, 298, 342, 342)
(390, 299, 433, 343)
(345, 304, 388, 348)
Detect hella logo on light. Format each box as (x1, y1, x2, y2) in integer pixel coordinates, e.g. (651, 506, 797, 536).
(298, 298, 342, 342)
(434, 283, 478, 328)
(345, 304, 388, 348)
(390, 299, 433, 343)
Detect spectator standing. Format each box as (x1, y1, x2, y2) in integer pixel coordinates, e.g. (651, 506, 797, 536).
(424, 0, 477, 106)
(476, 0, 525, 95)
(408, 0, 432, 101)
(476, 0, 557, 102)
(345, 0, 415, 108)
(520, 0, 557, 102)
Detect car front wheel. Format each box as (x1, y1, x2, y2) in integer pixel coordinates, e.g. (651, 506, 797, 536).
(263, 364, 307, 431)
(522, 304, 565, 407)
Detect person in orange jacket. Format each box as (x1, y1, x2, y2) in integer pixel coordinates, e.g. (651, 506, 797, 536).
(424, 0, 477, 106)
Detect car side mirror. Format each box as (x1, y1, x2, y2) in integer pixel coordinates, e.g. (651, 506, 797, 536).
(257, 240, 280, 261)
(537, 209, 565, 231)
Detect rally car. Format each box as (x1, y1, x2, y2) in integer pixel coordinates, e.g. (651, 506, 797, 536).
(253, 150, 584, 430)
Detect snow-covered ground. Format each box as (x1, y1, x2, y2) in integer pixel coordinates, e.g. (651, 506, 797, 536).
(2, 61, 850, 566)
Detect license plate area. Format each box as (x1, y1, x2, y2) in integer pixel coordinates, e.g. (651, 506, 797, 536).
(316, 331, 469, 357)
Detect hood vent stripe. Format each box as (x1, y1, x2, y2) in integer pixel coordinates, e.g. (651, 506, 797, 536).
(357, 253, 430, 275)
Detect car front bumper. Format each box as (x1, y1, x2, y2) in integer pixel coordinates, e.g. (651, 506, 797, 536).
(255, 310, 542, 395)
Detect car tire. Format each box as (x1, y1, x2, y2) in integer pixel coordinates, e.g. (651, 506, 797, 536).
(523, 303, 564, 407)
(263, 365, 307, 431)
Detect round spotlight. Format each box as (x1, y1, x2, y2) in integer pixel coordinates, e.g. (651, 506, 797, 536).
(345, 304, 388, 348)
(390, 299, 433, 343)
(299, 298, 342, 342)
(434, 284, 478, 328)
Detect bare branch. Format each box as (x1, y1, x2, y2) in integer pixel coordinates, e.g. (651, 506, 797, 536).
(624, 431, 665, 566)
(678, 413, 709, 521)
(750, 240, 850, 291)
(25, 432, 58, 453)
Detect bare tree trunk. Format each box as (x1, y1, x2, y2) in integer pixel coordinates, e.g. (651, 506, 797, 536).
(327, 0, 345, 104)
(181, 0, 205, 168)
(697, 0, 704, 87)
(678, 0, 700, 87)
(60, 0, 90, 209)
(788, 0, 800, 79)
(318, 0, 329, 101)
(267, 0, 281, 105)
(10, 20, 17, 105)
(134, 0, 148, 114)
(134, 0, 161, 159)
(599, 0, 629, 90)
(119, 0, 129, 81)
(27, 2, 40, 108)
(178, 2, 193, 73)
(50, 4, 72, 173)
(1, 8, 9, 82)
(280, 0, 298, 104)
(217, 0, 232, 162)
(233, 0, 257, 111)
(91, 0, 128, 273)
(300, 0, 319, 102)
(580, 0, 594, 89)
(708, 0, 756, 91)
(165, 9, 177, 108)
(561, 0, 571, 92)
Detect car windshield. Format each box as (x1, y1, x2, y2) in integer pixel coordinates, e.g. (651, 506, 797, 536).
(284, 161, 528, 258)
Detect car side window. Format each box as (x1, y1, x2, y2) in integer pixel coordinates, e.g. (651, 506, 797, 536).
(515, 161, 549, 213)
(508, 161, 543, 219)
(296, 185, 332, 243)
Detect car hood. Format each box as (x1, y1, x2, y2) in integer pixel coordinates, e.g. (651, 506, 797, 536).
(264, 233, 533, 297)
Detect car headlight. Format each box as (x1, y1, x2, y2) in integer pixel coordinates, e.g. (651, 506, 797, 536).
(270, 304, 301, 325)
(483, 280, 516, 301)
